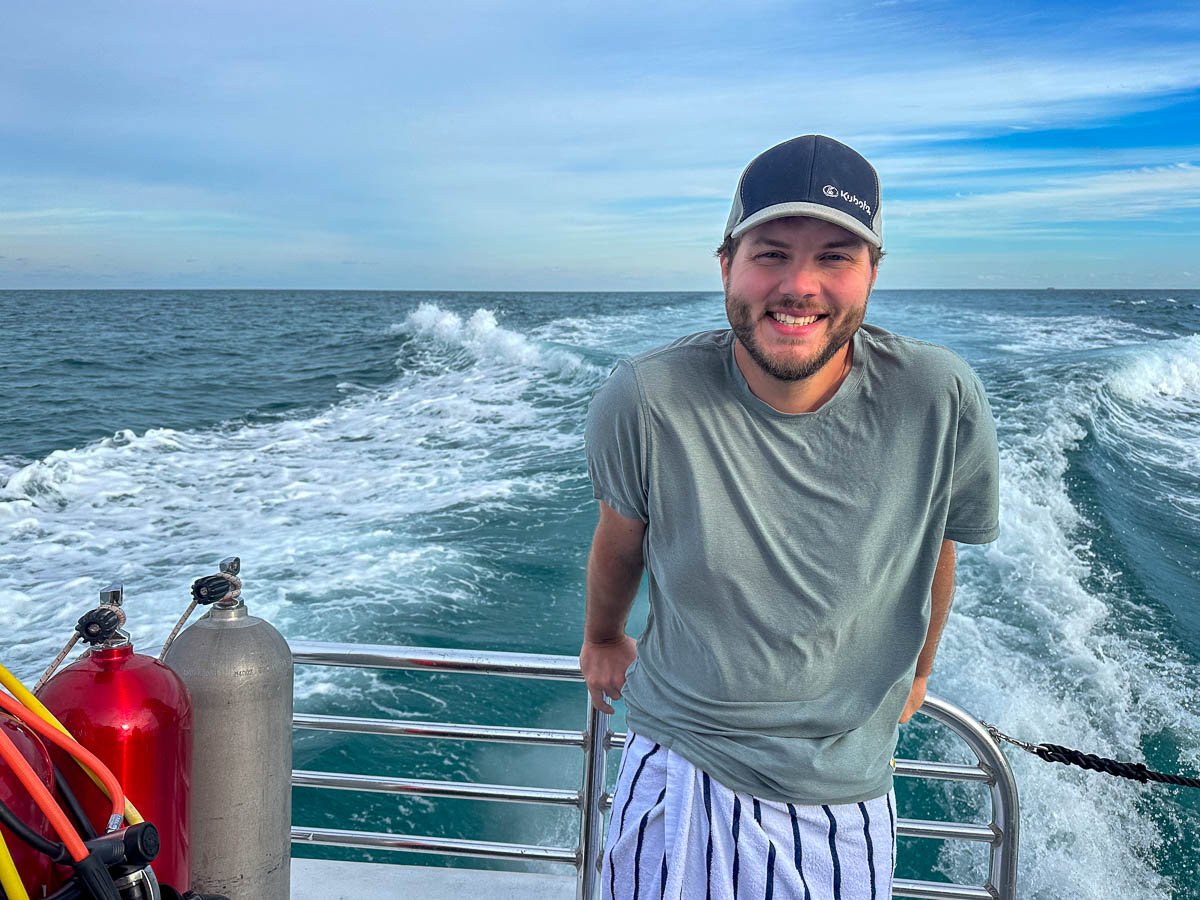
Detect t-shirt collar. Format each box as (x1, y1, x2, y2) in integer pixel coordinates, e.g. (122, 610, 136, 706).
(726, 328, 866, 419)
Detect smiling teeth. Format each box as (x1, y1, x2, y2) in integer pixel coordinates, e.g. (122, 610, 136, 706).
(770, 312, 820, 326)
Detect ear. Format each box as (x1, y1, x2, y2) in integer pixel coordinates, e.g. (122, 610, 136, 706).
(869, 260, 878, 292)
(719, 249, 732, 287)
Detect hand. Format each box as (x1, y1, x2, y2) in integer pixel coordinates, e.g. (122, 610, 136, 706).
(899, 674, 928, 724)
(579, 635, 637, 714)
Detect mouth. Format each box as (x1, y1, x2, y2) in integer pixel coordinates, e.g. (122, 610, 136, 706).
(765, 310, 827, 335)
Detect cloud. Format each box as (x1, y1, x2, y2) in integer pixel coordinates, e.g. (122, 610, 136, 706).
(889, 163, 1200, 234)
(2, 0, 1199, 287)
(879, 145, 1200, 186)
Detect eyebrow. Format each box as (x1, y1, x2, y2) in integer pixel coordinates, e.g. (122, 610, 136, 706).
(821, 237, 866, 251)
(747, 236, 866, 251)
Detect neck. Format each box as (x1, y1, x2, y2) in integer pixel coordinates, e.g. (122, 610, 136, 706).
(733, 338, 854, 414)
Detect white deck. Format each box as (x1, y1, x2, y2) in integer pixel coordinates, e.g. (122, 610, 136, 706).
(291, 858, 576, 899)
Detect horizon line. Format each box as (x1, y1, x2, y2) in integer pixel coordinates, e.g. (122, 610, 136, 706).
(3, 285, 1196, 293)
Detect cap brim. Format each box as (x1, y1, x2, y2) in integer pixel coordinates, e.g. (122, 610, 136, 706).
(729, 202, 881, 248)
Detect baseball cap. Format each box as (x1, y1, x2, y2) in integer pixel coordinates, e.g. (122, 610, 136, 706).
(724, 135, 882, 249)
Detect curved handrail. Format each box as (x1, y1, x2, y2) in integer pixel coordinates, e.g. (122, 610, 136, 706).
(290, 641, 1018, 900)
(919, 696, 1019, 897)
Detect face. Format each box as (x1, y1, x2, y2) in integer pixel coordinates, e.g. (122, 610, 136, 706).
(721, 216, 877, 383)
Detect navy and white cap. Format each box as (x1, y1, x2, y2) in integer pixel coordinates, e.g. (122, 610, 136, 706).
(724, 135, 882, 249)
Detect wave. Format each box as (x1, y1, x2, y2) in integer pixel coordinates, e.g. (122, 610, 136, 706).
(1105, 333, 1200, 416)
(931, 336, 1199, 897)
(1095, 336, 1200, 506)
(0, 303, 603, 686)
(984, 311, 1166, 355)
(390, 302, 608, 382)
(528, 295, 726, 356)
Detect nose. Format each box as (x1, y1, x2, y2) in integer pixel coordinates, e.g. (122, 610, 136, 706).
(779, 259, 820, 298)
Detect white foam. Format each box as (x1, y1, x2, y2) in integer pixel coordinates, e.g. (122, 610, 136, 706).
(398, 303, 607, 380)
(531, 296, 725, 355)
(0, 303, 604, 690)
(930, 342, 1197, 895)
(979, 310, 1161, 354)
(1095, 336, 1200, 480)
(1106, 334, 1200, 409)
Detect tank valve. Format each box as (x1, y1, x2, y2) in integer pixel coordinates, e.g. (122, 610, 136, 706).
(76, 608, 124, 645)
(34, 583, 128, 692)
(159, 557, 243, 661)
(193, 557, 242, 607)
(99, 583, 125, 609)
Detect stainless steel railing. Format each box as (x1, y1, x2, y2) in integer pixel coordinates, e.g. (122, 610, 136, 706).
(290, 641, 1018, 900)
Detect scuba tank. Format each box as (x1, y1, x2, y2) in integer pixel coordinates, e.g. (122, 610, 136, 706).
(0, 713, 56, 894)
(36, 584, 194, 895)
(162, 557, 293, 900)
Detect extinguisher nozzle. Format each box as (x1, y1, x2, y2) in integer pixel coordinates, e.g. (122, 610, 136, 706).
(82, 821, 160, 869)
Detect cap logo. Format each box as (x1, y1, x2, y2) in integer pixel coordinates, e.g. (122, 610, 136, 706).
(823, 184, 872, 215)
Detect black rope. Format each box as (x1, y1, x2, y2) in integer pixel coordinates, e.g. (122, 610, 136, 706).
(983, 722, 1200, 790)
(1034, 743, 1200, 789)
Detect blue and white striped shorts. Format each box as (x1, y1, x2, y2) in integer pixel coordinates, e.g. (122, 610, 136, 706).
(602, 733, 896, 900)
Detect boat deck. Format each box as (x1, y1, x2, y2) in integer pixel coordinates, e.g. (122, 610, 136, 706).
(292, 858, 574, 898)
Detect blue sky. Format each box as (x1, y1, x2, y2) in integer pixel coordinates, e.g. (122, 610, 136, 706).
(2, 0, 1199, 290)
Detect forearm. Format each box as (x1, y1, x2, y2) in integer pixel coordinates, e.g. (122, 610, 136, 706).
(579, 502, 646, 712)
(584, 540, 643, 642)
(916, 539, 956, 677)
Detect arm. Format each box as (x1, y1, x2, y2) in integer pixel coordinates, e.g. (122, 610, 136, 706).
(580, 500, 647, 713)
(900, 538, 956, 724)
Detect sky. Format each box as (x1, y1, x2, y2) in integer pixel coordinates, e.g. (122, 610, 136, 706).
(2, 0, 1199, 291)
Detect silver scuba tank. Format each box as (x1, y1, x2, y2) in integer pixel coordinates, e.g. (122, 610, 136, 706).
(161, 557, 292, 900)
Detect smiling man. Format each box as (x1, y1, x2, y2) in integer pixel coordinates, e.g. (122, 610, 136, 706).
(581, 135, 1000, 899)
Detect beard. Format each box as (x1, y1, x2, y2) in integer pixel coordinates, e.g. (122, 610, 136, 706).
(724, 290, 867, 383)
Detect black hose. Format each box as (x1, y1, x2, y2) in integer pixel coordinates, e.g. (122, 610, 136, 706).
(53, 764, 98, 840)
(0, 796, 70, 863)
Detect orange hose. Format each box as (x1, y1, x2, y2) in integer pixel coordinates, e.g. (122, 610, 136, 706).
(0, 690, 124, 831)
(0, 663, 143, 825)
(0, 721, 88, 862)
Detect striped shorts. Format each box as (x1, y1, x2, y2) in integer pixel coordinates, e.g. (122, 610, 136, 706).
(602, 733, 896, 900)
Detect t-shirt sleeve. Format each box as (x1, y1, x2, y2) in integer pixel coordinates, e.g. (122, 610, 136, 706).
(944, 373, 1000, 543)
(585, 360, 649, 522)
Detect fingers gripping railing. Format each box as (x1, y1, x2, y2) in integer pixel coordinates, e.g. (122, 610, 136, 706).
(289, 641, 1018, 900)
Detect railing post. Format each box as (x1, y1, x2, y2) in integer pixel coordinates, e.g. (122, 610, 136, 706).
(577, 699, 609, 900)
(917, 696, 1020, 900)
(985, 743, 1020, 900)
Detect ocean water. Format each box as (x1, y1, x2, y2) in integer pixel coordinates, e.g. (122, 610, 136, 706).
(1, 288, 1198, 898)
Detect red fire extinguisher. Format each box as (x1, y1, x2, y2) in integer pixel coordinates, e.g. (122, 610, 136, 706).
(0, 713, 56, 894)
(35, 584, 194, 894)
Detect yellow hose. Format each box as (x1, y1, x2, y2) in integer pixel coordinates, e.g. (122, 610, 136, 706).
(0, 828, 31, 900)
(0, 663, 143, 825)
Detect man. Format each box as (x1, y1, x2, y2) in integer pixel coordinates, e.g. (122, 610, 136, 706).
(581, 135, 1000, 900)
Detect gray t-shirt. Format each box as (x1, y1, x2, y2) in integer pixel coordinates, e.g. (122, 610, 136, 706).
(584, 324, 1000, 805)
